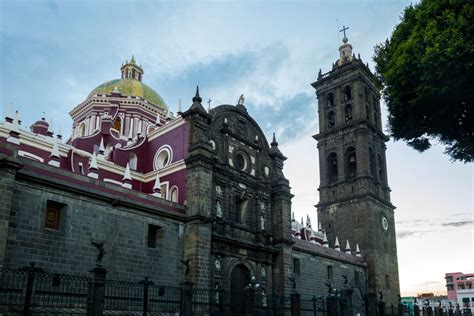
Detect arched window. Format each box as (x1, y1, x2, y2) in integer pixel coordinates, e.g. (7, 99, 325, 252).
(154, 145, 173, 170)
(366, 102, 372, 121)
(170, 186, 179, 203)
(343, 86, 352, 101)
(344, 104, 353, 122)
(369, 148, 376, 177)
(327, 111, 335, 128)
(77, 123, 86, 137)
(327, 152, 338, 183)
(377, 154, 385, 182)
(326, 93, 334, 108)
(113, 116, 122, 134)
(372, 96, 378, 124)
(129, 153, 137, 170)
(346, 147, 357, 179)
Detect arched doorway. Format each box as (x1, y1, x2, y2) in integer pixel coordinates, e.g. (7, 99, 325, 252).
(230, 264, 250, 315)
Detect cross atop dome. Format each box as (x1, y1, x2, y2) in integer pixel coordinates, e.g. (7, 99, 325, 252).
(121, 55, 144, 81)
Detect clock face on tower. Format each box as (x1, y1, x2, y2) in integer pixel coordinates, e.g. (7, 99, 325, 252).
(382, 216, 389, 231)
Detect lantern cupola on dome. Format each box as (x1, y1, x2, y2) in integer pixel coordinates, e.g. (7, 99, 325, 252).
(88, 56, 168, 110)
(121, 55, 143, 81)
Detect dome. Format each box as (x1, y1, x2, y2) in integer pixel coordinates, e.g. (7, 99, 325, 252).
(88, 78, 168, 110)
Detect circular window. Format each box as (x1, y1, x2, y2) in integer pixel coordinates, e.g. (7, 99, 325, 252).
(234, 152, 248, 171)
(157, 151, 169, 168)
(154, 145, 173, 170)
(382, 217, 389, 231)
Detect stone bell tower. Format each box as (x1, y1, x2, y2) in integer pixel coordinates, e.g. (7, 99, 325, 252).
(312, 30, 400, 306)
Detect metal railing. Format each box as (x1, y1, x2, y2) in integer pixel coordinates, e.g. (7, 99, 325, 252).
(0, 262, 90, 314)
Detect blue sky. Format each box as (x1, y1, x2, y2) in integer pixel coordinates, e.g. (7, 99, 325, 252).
(1, 0, 472, 296)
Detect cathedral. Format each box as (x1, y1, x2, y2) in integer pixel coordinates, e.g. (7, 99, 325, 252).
(0, 36, 400, 314)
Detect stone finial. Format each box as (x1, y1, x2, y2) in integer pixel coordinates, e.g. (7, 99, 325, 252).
(5, 102, 13, 122)
(294, 219, 302, 239)
(50, 138, 60, 158)
(237, 94, 245, 106)
(306, 215, 312, 227)
(300, 216, 304, 226)
(271, 133, 278, 147)
(98, 138, 105, 157)
(152, 172, 161, 197)
(87, 152, 99, 179)
(192, 86, 202, 104)
(48, 138, 61, 167)
(122, 163, 132, 189)
(356, 244, 362, 257)
(291, 212, 295, 221)
(57, 126, 62, 141)
(89, 152, 98, 170)
(345, 240, 352, 254)
(334, 236, 340, 251)
(14, 110, 21, 127)
(47, 118, 54, 137)
(177, 98, 182, 114)
(7, 110, 21, 144)
(323, 232, 329, 247)
(123, 163, 131, 180)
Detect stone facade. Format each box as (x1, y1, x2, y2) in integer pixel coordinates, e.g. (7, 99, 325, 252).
(0, 45, 401, 314)
(312, 37, 401, 306)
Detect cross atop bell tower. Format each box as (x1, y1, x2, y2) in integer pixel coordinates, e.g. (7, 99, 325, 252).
(311, 36, 400, 306)
(339, 25, 349, 40)
(337, 25, 354, 66)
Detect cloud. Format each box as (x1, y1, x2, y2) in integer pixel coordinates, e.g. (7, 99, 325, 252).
(442, 220, 473, 227)
(150, 44, 317, 144)
(397, 231, 420, 239)
(396, 216, 473, 240)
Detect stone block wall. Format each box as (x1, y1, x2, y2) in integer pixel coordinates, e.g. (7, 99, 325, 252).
(292, 241, 367, 314)
(3, 162, 185, 286)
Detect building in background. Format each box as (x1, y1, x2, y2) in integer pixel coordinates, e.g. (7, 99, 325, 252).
(446, 272, 474, 313)
(446, 272, 474, 300)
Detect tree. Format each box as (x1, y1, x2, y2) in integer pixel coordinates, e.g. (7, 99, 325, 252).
(373, 0, 473, 162)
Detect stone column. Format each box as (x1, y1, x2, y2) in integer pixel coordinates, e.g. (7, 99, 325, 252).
(182, 89, 214, 290)
(87, 266, 107, 316)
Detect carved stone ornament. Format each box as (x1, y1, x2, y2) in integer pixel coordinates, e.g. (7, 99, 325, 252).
(215, 259, 222, 271)
(216, 185, 223, 197)
(216, 201, 222, 218)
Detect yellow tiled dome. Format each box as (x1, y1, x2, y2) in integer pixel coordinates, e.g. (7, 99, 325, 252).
(89, 78, 168, 110)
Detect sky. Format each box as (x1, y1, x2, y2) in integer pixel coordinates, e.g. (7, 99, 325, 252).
(0, 0, 472, 296)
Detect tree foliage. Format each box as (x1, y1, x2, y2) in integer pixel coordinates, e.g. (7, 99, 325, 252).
(373, 0, 473, 162)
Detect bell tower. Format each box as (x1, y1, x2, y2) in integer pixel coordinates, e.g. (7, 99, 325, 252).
(312, 31, 400, 305)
